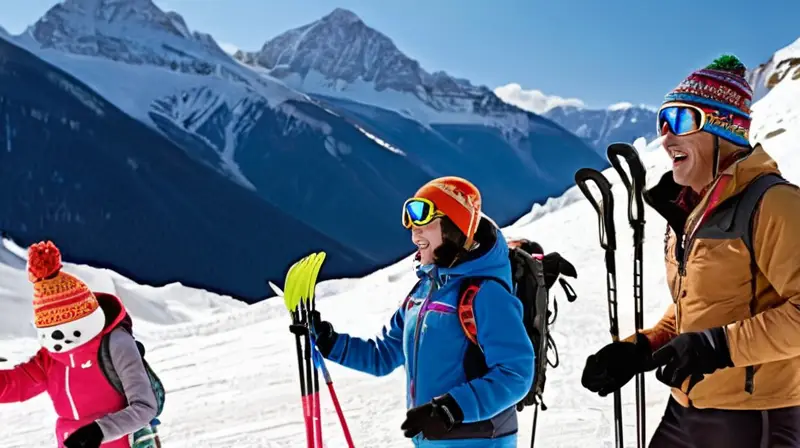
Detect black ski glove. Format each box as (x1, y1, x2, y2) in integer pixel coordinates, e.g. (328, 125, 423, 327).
(309, 310, 338, 358)
(401, 394, 464, 439)
(582, 333, 656, 397)
(652, 327, 733, 390)
(64, 421, 103, 448)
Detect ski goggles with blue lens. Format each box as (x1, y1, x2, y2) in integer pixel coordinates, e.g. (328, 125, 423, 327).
(402, 197, 445, 228)
(657, 102, 707, 137)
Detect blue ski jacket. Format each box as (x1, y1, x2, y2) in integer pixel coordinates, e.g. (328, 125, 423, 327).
(324, 226, 534, 447)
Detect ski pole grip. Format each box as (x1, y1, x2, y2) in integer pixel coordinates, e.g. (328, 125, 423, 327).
(574, 168, 616, 251)
(607, 143, 647, 224)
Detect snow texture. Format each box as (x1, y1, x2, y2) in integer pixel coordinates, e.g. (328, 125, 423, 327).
(0, 57, 797, 447)
(748, 37, 800, 103)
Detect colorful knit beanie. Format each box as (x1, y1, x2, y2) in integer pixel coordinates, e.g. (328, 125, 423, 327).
(27, 241, 99, 329)
(662, 54, 753, 147)
(413, 176, 482, 249)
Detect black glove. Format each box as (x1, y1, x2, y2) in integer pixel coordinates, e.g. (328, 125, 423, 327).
(64, 422, 103, 448)
(401, 394, 464, 439)
(309, 310, 338, 358)
(652, 327, 733, 391)
(582, 333, 656, 397)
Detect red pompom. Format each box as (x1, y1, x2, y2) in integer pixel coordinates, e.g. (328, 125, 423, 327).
(27, 241, 63, 281)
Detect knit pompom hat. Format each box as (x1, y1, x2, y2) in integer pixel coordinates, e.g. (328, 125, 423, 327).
(662, 54, 753, 147)
(27, 241, 99, 329)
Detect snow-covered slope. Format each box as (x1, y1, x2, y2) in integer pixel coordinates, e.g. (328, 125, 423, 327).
(748, 37, 800, 103)
(0, 237, 246, 342)
(0, 50, 796, 447)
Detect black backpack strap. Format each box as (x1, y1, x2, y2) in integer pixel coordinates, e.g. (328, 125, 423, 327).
(737, 173, 790, 256)
(730, 173, 791, 394)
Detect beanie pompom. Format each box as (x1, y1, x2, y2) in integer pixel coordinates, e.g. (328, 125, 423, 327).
(706, 54, 747, 77)
(28, 241, 63, 281)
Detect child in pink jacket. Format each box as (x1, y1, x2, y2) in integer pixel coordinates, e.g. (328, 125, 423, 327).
(0, 241, 158, 448)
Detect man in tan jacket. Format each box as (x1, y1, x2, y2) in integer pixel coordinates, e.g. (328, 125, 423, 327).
(581, 54, 800, 447)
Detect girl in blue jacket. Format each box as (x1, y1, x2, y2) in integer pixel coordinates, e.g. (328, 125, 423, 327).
(312, 176, 535, 447)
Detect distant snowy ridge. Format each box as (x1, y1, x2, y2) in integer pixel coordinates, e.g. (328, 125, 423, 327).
(748, 37, 800, 103)
(543, 104, 657, 156)
(607, 102, 656, 112)
(233, 8, 535, 135)
(492, 82, 657, 155)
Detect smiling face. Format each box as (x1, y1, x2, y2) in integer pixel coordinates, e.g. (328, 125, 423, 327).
(411, 218, 444, 265)
(662, 122, 716, 193)
(36, 307, 106, 354)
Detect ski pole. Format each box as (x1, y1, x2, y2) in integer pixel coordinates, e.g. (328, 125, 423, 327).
(289, 309, 315, 448)
(306, 253, 356, 448)
(305, 254, 327, 448)
(299, 299, 323, 448)
(575, 167, 624, 448)
(309, 334, 356, 447)
(608, 143, 648, 448)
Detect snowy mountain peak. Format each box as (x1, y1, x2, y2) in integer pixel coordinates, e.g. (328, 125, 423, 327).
(323, 7, 363, 25)
(31, 0, 190, 45)
(233, 8, 520, 121)
(235, 7, 419, 89)
(25, 0, 242, 78)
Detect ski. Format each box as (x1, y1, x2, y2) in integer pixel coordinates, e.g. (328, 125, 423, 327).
(574, 167, 624, 448)
(607, 143, 648, 448)
(282, 258, 316, 448)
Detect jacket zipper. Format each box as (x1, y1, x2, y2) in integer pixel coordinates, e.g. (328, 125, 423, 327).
(65, 354, 79, 420)
(675, 176, 727, 328)
(411, 295, 430, 407)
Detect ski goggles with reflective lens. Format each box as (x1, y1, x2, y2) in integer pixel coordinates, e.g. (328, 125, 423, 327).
(402, 197, 445, 228)
(657, 102, 708, 137)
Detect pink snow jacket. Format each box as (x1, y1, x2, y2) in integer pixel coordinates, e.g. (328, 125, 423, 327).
(0, 293, 158, 447)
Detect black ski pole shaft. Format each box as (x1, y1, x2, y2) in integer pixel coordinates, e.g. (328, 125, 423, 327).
(608, 143, 648, 448)
(299, 299, 318, 447)
(575, 168, 624, 448)
(530, 405, 539, 448)
(289, 308, 314, 448)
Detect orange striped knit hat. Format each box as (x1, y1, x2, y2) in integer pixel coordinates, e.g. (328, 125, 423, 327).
(413, 176, 482, 249)
(27, 241, 99, 329)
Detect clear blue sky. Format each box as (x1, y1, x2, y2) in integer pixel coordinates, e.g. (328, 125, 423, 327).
(3, 0, 798, 108)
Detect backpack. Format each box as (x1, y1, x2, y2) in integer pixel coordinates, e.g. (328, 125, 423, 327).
(457, 238, 577, 412)
(99, 327, 166, 448)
